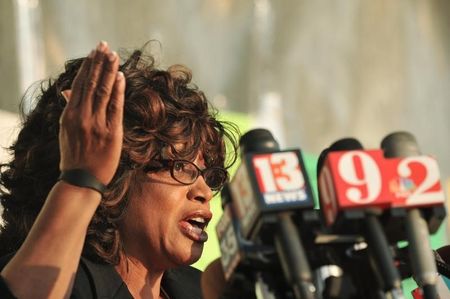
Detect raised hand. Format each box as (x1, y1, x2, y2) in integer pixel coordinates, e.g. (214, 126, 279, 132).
(59, 41, 125, 185)
(0, 42, 126, 299)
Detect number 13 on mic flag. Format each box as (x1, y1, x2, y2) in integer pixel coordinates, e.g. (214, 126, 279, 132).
(251, 150, 314, 207)
(230, 149, 314, 239)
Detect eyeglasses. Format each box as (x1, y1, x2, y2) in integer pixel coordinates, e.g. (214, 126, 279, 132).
(145, 159, 228, 191)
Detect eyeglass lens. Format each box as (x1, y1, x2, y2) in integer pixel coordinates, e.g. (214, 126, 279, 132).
(171, 160, 227, 190)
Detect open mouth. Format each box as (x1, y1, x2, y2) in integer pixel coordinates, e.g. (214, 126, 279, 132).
(179, 216, 210, 242)
(187, 217, 207, 230)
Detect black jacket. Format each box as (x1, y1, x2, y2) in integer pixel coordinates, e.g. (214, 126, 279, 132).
(0, 253, 203, 299)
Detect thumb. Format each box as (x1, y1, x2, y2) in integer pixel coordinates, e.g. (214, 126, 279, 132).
(61, 90, 72, 102)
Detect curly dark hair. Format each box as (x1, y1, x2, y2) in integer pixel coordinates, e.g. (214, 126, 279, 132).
(0, 46, 239, 264)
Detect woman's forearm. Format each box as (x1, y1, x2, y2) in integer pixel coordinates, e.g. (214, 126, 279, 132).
(1, 181, 101, 299)
(0, 41, 124, 299)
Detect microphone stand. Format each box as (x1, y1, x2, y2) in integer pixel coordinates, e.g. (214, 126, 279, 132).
(275, 212, 317, 299)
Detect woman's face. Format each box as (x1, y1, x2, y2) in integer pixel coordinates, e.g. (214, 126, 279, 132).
(120, 153, 214, 270)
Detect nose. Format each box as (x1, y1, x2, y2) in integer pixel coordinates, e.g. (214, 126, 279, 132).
(188, 175, 213, 204)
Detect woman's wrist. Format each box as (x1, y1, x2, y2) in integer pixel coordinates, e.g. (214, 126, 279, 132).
(58, 169, 107, 196)
(45, 181, 102, 228)
(54, 180, 103, 202)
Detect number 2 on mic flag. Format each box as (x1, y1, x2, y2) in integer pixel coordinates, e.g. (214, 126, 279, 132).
(384, 155, 445, 207)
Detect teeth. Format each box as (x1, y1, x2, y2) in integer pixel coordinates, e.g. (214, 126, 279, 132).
(189, 217, 206, 223)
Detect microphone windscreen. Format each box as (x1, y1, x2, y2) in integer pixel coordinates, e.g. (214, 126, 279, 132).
(239, 128, 280, 154)
(317, 137, 363, 175)
(380, 131, 421, 158)
(328, 137, 364, 151)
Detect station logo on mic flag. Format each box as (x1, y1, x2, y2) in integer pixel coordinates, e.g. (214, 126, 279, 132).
(216, 205, 241, 280)
(230, 149, 314, 239)
(384, 155, 445, 207)
(252, 151, 310, 205)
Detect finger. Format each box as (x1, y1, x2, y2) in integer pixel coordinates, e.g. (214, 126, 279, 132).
(108, 71, 125, 131)
(81, 41, 109, 115)
(61, 90, 72, 103)
(68, 52, 93, 109)
(94, 51, 119, 118)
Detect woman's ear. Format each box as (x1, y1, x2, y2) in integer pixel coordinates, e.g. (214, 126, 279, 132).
(61, 90, 72, 102)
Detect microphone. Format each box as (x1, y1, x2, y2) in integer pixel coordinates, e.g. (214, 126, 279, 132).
(216, 147, 281, 299)
(381, 131, 445, 299)
(215, 184, 246, 281)
(317, 138, 404, 299)
(380, 132, 446, 238)
(230, 129, 315, 239)
(224, 128, 317, 299)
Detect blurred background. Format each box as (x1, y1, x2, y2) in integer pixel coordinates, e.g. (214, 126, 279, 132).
(0, 0, 449, 296)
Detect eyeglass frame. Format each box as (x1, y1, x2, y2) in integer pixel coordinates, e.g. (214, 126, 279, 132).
(144, 159, 229, 191)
